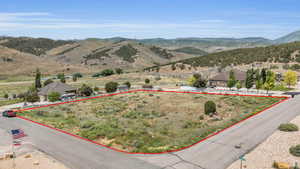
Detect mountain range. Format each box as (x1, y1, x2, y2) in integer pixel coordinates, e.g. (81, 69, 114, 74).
(0, 29, 299, 76)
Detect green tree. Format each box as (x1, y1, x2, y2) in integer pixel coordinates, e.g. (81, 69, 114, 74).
(72, 75, 78, 82)
(227, 70, 236, 89)
(105, 82, 119, 93)
(93, 86, 99, 92)
(171, 63, 176, 71)
(204, 101, 216, 115)
(48, 92, 61, 102)
(101, 69, 114, 77)
(193, 74, 207, 88)
(115, 68, 123, 74)
(123, 81, 131, 89)
(3, 93, 8, 99)
(284, 70, 298, 88)
(187, 76, 197, 86)
(73, 72, 83, 78)
(78, 84, 93, 96)
(245, 69, 254, 90)
(35, 68, 42, 89)
(25, 91, 40, 103)
(57, 73, 66, 83)
(236, 81, 242, 91)
(261, 68, 267, 84)
(145, 78, 150, 84)
(264, 70, 275, 94)
(43, 79, 54, 86)
(255, 79, 263, 93)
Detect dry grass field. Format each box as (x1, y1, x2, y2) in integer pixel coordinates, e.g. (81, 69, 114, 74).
(19, 91, 283, 153)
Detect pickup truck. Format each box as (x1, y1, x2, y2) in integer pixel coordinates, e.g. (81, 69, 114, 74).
(2, 110, 17, 117)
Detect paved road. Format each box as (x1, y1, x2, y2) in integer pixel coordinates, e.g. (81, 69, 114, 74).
(1, 95, 300, 169)
(0, 116, 160, 169)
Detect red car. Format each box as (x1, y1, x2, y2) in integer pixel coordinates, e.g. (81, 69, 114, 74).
(2, 110, 17, 117)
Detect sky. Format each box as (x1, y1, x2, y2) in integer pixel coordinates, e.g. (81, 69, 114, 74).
(0, 0, 300, 39)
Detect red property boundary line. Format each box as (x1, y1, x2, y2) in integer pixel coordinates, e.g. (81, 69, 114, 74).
(16, 89, 289, 155)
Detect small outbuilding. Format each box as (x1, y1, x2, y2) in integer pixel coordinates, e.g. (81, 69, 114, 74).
(209, 70, 246, 87)
(38, 82, 76, 101)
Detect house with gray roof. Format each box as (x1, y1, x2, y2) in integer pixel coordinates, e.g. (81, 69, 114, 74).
(38, 82, 76, 100)
(209, 70, 246, 87)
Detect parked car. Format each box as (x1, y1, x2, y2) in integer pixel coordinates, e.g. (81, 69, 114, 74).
(2, 110, 17, 117)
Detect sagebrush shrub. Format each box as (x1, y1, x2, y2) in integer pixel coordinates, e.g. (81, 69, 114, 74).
(278, 123, 299, 132)
(204, 101, 216, 115)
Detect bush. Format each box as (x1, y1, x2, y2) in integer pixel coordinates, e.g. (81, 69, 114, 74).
(278, 123, 299, 132)
(48, 92, 61, 102)
(92, 73, 101, 78)
(73, 72, 83, 78)
(155, 76, 161, 81)
(94, 86, 99, 92)
(290, 145, 300, 157)
(43, 79, 54, 86)
(57, 73, 66, 83)
(101, 69, 114, 77)
(204, 101, 216, 115)
(105, 82, 119, 93)
(3, 93, 8, 99)
(123, 81, 131, 89)
(145, 78, 150, 84)
(115, 68, 123, 74)
(25, 92, 40, 103)
(142, 85, 153, 89)
(78, 84, 93, 96)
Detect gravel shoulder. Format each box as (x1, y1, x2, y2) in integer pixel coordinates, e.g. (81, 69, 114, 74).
(227, 115, 300, 169)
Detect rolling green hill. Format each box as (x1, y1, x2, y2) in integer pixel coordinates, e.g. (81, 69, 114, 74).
(145, 41, 300, 70)
(0, 37, 74, 56)
(172, 47, 208, 55)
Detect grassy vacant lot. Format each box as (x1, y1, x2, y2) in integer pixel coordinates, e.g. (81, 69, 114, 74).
(19, 91, 284, 153)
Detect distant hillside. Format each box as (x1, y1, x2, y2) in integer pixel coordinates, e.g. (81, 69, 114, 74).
(138, 37, 271, 48)
(274, 30, 300, 44)
(0, 46, 88, 76)
(90, 37, 272, 52)
(172, 47, 208, 55)
(0, 37, 196, 75)
(146, 41, 300, 70)
(0, 37, 74, 56)
(45, 40, 196, 71)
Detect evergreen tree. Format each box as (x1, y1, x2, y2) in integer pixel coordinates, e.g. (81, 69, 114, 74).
(227, 70, 236, 89)
(261, 68, 267, 84)
(245, 69, 254, 90)
(35, 68, 42, 89)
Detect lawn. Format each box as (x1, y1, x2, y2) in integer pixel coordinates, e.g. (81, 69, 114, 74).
(19, 91, 285, 153)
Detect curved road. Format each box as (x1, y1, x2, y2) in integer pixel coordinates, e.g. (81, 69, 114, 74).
(1, 95, 300, 169)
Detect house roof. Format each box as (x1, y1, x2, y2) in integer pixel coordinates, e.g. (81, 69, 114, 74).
(38, 82, 76, 96)
(210, 70, 246, 81)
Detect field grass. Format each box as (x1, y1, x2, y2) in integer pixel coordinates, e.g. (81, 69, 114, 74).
(19, 91, 284, 153)
(0, 99, 23, 107)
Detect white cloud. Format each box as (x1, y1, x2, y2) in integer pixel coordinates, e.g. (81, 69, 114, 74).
(0, 12, 298, 39)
